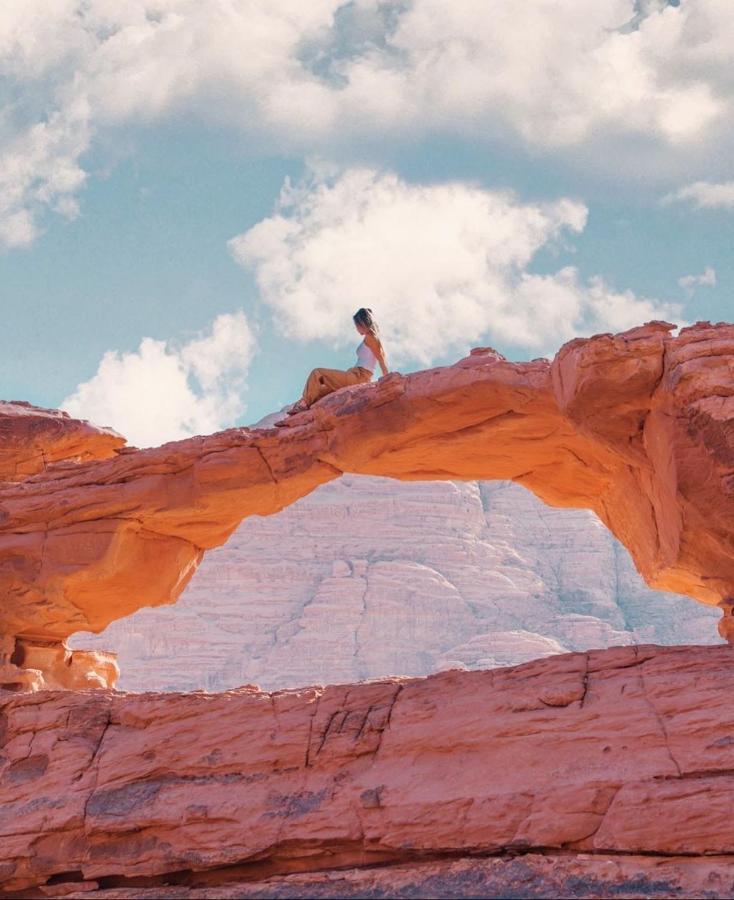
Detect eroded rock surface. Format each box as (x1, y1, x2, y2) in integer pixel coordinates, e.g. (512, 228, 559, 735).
(0, 404, 124, 691)
(3, 644, 734, 895)
(3, 321, 734, 688)
(40, 855, 734, 899)
(0, 401, 123, 481)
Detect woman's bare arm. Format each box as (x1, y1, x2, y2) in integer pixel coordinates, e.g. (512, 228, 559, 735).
(365, 333, 389, 376)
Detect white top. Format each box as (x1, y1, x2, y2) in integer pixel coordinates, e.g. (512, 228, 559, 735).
(356, 338, 378, 373)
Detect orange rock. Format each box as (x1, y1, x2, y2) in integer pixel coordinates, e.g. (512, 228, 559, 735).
(2, 644, 734, 893)
(0, 400, 123, 481)
(2, 321, 734, 689)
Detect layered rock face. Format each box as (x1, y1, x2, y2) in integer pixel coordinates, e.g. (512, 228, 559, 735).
(0, 403, 124, 691)
(0, 401, 123, 482)
(4, 322, 734, 899)
(74, 477, 719, 693)
(3, 644, 734, 896)
(3, 321, 734, 689)
(41, 856, 734, 900)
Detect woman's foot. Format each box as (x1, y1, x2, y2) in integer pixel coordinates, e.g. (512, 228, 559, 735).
(274, 399, 309, 426)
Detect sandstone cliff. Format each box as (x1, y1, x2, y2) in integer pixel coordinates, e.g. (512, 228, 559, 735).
(73, 477, 719, 693)
(2, 320, 734, 689)
(3, 644, 734, 897)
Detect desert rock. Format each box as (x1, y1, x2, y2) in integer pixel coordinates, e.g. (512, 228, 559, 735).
(0, 401, 123, 481)
(3, 321, 734, 687)
(3, 644, 734, 894)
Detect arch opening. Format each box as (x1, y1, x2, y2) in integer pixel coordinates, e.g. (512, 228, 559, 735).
(70, 475, 719, 693)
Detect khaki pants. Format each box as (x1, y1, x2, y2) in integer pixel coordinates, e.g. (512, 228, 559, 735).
(302, 366, 373, 407)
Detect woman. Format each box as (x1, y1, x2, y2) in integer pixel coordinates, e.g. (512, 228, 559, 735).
(283, 308, 389, 418)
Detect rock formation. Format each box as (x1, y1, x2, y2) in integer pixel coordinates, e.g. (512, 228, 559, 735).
(3, 644, 734, 896)
(0, 400, 123, 481)
(72, 477, 719, 693)
(2, 320, 734, 689)
(0, 404, 124, 691)
(52, 855, 734, 899)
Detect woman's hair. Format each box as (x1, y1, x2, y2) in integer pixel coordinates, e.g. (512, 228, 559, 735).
(353, 307, 380, 336)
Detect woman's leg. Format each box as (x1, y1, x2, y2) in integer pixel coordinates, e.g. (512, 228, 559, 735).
(280, 367, 373, 421)
(302, 367, 363, 406)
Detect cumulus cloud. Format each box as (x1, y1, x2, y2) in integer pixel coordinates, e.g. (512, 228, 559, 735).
(229, 167, 681, 363)
(0, 106, 89, 247)
(362, 0, 723, 148)
(664, 181, 734, 209)
(61, 311, 255, 447)
(3, 0, 734, 245)
(678, 266, 717, 294)
(0, 0, 342, 246)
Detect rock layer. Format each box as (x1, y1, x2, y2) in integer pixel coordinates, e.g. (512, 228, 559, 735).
(0, 401, 123, 481)
(72, 478, 719, 693)
(0, 404, 124, 691)
(3, 644, 734, 895)
(32, 855, 734, 899)
(3, 321, 734, 687)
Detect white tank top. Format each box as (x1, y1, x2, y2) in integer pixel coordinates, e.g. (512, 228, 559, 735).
(356, 339, 378, 373)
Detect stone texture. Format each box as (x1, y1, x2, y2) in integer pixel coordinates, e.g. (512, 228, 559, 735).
(0, 639, 118, 693)
(72, 478, 719, 693)
(0, 401, 123, 481)
(0, 404, 124, 691)
(46, 855, 734, 899)
(3, 644, 734, 895)
(3, 321, 734, 688)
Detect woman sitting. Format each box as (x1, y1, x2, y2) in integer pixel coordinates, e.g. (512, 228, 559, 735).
(283, 308, 389, 418)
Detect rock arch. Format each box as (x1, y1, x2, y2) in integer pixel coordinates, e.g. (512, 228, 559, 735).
(1, 320, 733, 689)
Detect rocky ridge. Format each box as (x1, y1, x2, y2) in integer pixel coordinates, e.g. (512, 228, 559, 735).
(3, 320, 734, 689)
(0, 401, 122, 482)
(3, 644, 734, 897)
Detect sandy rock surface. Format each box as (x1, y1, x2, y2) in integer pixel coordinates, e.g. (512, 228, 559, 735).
(44, 854, 734, 900)
(3, 644, 734, 895)
(0, 401, 123, 481)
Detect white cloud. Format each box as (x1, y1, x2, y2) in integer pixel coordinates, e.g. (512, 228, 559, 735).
(0, 0, 343, 246)
(229, 167, 681, 363)
(3, 0, 734, 246)
(0, 105, 90, 247)
(678, 266, 717, 293)
(369, 0, 724, 148)
(61, 311, 256, 447)
(0, 209, 38, 248)
(664, 180, 734, 209)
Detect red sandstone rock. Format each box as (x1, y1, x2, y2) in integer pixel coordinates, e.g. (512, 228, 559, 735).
(0, 404, 124, 690)
(3, 321, 734, 688)
(2, 644, 734, 895)
(0, 401, 123, 481)
(48, 855, 734, 899)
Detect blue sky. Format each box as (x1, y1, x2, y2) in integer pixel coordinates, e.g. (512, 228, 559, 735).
(1, 1, 733, 443)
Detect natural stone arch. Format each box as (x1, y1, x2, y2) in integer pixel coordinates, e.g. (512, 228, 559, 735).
(1, 320, 733, 688)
